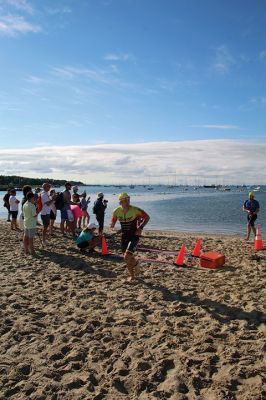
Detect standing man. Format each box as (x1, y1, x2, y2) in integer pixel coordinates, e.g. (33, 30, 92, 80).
(243, 191, 260, 240)
(110, 192, 150, 281)
(60, 182, 75, 237)
(3, 189, 11, 222)
(40, 183, 53, 245)
(93, 192, 108, 234)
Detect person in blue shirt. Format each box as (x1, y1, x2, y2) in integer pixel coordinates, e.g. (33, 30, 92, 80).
(76, 222, 101, 252)
(243, 192, 260, 240)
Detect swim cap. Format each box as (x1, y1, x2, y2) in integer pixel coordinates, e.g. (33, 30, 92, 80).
(87, 223, 98, 229)
(249, 191, 255, 198)
(118, 192, 130, 201)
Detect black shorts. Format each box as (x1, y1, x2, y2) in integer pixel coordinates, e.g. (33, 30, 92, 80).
(77, 241, 90, 249)
(50, 210, 56, 220)
(41, 214, 50, 228)
(121, 234, 139, 254)
(247, 214, 257, 226)
(10, 211, 18, 219)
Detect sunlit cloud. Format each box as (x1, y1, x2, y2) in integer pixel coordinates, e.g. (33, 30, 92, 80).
(0, 140, 265, 184)
(0, 14, 41, 35)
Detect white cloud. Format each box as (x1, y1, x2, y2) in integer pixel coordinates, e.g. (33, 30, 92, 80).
(211, 45, 235, 74)
(7, 0, 34, 14)
(0, 14, 41, 35)
(259, 50, 266, 60)
(25, 75, 46, 84)
(104, 53, 135, 62)
(191, 124, 241, 130)
(0, 140, 265, 184)
(44, 6, 72, 15)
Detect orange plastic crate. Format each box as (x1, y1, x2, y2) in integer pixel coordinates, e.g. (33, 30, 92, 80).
(200, 252, 225, 269)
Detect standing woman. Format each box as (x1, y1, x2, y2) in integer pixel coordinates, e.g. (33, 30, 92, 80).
(49, 189, 57, 236)
(9, 189, 20, 230)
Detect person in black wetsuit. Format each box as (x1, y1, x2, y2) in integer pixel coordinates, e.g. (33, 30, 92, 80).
(93, 192, 108, 234)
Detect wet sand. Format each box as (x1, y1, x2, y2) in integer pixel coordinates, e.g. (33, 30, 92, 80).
(0, 220, 265, 399)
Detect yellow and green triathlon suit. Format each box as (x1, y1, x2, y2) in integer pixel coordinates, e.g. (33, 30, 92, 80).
(111, 205, 148, 253)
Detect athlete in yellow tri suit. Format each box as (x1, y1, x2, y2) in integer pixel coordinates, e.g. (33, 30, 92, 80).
(110, 192, 150, 281)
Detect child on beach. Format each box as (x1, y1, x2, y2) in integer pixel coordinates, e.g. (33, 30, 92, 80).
(71, 193, 82, 231)
(75, 223, 101, 252)
(22, 192, 37, 255)
(80, 192, 90, 228)
(9, 189, 20, 230)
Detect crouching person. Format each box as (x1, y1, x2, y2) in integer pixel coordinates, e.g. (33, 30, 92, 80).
(76, 223, 101, 253)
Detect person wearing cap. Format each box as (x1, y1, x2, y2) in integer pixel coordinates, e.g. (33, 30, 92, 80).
(75, 223, 101, 252)
(110, 192, 150, 281)
(243, 191, 260, 240)
(93, 192, 108, 234)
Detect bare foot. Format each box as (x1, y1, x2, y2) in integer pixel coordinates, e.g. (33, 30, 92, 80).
(134, 262, 140, 277)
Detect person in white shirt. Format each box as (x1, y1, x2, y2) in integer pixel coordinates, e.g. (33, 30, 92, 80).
(40, 183, 53, 244)
(9, 189, 20, 230)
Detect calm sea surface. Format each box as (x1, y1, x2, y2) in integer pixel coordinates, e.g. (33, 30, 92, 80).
(0, 186, 265, 235)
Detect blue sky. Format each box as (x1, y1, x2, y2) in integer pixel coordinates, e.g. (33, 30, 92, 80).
(0, 0, 266, 184)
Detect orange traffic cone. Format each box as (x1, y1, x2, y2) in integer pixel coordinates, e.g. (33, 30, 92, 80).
(254, 225, 264, 251)
(174, 244, 186, 266)
(101, 235, 109, 255)
(191, 239, 201, 257)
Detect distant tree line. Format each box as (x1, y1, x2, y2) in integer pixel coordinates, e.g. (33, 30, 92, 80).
(0, 175, 84, 190)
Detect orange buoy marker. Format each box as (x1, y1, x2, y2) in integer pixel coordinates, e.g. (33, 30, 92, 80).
(101, 235, 109, 255)
(174, 244, 186, 266)
(254, 225, 264, 251)
(191, 239, 201, 257)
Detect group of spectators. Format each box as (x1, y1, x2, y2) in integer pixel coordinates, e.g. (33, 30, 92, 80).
(2, 183, 108, 255)
(3, 184, 151, 281)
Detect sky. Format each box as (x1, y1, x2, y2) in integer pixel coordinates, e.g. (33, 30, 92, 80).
(0, 0, 266, 184)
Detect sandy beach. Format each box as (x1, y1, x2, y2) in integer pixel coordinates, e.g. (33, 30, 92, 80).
(0, 220, 265, 400)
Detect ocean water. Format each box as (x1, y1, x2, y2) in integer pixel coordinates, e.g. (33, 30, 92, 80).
(0, 186, 265, 235)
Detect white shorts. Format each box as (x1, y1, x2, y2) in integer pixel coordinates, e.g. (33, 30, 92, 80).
(67, 209, 74, 222)
(24, 228, 36, 238)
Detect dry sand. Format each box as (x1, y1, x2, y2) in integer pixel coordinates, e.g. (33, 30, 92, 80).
(0, 220, 265, 400)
